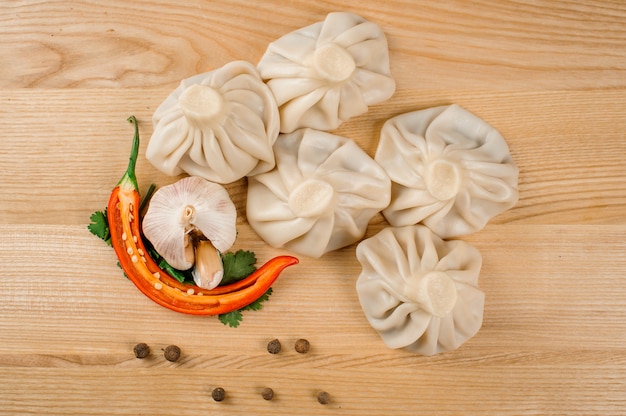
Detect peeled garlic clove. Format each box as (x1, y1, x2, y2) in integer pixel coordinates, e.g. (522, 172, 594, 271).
(192, 240, 224, 289)
(142, 176, 237, 270)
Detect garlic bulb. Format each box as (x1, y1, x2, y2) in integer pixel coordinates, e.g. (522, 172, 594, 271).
(142, 176, 237, 288)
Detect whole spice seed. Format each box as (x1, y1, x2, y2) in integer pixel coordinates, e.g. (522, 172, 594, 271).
(267, 338, 281, 354)
(317, 391, 331, 405)
(212, 387, 226, 402)
(295, 338, 310, 354)
(133, 343, 150, 359)
(163, 345, 181, 362)
(261, 387, 274, 401)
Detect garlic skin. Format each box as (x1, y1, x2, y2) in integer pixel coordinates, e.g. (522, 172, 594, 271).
(142, 176, 237, 271)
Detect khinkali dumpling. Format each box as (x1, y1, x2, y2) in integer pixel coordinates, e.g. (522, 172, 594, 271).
(375, 104, 519, 238)
(356, 225, 484, 355)
(247, 128, 391, 258)
(257, 12, 396, 133)
(146, 61, 280, 184)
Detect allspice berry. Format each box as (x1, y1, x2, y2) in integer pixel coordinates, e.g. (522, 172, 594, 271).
(295, 338, 310, 354)
(133, 343, 150, 359)
(212, 387, 226, 402)
(163, 345, 181, 362)
(317, 391, 331, 405)
(267, 338, 281, 354)
(261, 387, 274, 401)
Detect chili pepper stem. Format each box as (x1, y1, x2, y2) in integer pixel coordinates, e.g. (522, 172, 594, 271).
(117, 115, 140, 191)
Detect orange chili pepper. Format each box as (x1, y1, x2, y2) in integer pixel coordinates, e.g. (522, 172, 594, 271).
(107, 116, 298, 315)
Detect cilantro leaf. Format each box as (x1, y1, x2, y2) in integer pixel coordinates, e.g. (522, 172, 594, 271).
(142, 241, 193, 284)
(88, 209, 111, 246)
(217, 253, 272, 327)
(158, 258, 193, 284)
(218, 287, 273, 328)
(218, 310, 243, 328)
(220, 250, 257, 285)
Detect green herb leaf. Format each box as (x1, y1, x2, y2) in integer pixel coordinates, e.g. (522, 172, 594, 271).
(218, 310, 243, 328)
(220, 250, 257, 285)
(158, 258, 192, 284)
(88, 209, 111, 246)
(142, 242, 193, 284)
(218, 287, 273, 328)
(139, 183, 157, 216)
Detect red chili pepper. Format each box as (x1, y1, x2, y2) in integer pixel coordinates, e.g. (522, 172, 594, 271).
(107, 116, 298, 315)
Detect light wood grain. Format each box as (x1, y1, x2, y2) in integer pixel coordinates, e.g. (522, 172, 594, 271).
(1, 1, 626, 415)
(2, 0, 626, 90)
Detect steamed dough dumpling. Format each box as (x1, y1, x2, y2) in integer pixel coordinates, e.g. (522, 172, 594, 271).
(356, 225, 484, 355)
(247, 128, 391, 258)
(146, 61, 280, 184)
(257, 12, 396, 133)
(375, 104, 519, 238)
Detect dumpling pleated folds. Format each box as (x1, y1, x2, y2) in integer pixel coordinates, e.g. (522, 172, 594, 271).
(257, 12, 396, 133)
(146, 61, 280, 184)
(247, 128, 391, 258)
(356, 225, 484, 355)
(376, 104, 519, 238)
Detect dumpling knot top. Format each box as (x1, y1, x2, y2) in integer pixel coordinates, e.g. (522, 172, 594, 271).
(375, 104, 519, 238)
(356, 225, 484, 355)
(146, 60, 280, 184)
(246, 128, 391, 258)
(257, 12, 396, 133)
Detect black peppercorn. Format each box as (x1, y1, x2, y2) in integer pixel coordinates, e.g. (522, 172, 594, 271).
(267, 338, 281, 354)
(212, 387, 226, 402)
(261, 387, 274, 401)
(317, 391, 331, 405)
(163, 345, 181, 362)
(295, 338, 310, 354)
(133, 343, 150, 359)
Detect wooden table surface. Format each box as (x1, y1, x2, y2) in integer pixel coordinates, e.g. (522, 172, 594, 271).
(1, 1, 625, 414)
